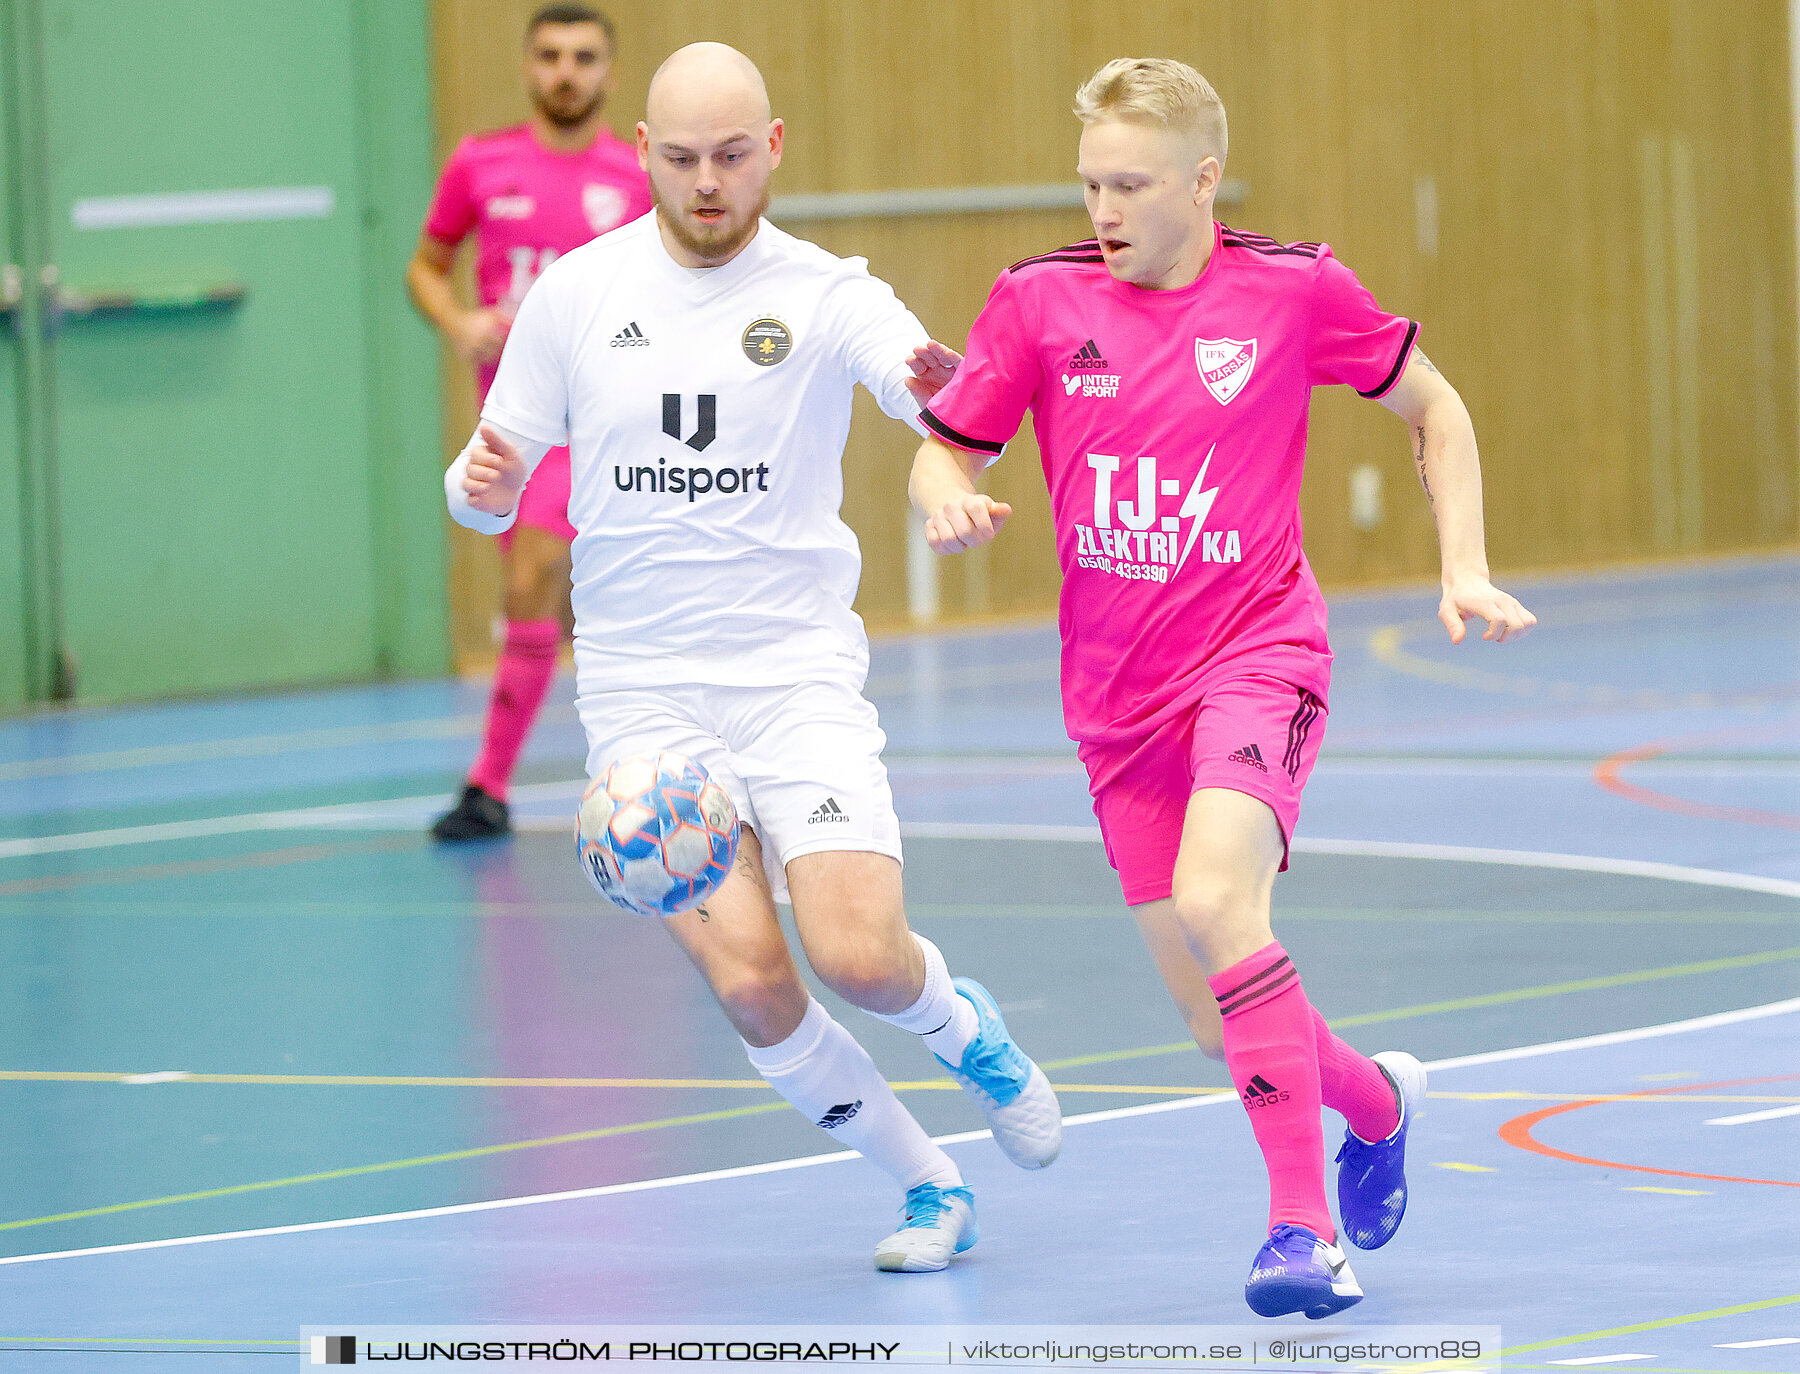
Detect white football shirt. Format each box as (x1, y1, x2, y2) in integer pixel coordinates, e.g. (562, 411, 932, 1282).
(453, 212, 929, 690)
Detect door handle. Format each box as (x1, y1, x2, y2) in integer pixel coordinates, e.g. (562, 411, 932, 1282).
(0, 264, 20, 337)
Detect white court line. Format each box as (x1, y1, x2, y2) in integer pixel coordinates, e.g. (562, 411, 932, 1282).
(9, 805, 1800, 905)
(1, 996, 1791, 1268)
(1705, 1103, 1800, 1126)
(1717, 1337, 1800, 1347)
(1547, 1357, 1655, 1366)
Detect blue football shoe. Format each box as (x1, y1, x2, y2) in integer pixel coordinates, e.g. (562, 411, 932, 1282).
(1244, 1224, 1364, 1319)
(1335, 1049, 1426, 1250)
(873, 1183, 977, 1272)
(934, 978, 1062, 1168)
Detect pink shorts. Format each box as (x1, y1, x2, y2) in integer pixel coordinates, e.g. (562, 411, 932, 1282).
(497, 445, 576, 549)
(1077, 671, 1328, 905)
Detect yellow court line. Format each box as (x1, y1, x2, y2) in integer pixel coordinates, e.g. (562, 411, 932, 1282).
(1497, 1291, 1800, 1358)
(12, 1067, 1799, 1108)
(0, 1069, 1222, 1095)
(7, 944, 1796, 1235)
(8, 1068, 1792, 1107)
(7, 942, 1796, 1091)
(0, 1101, 794, 1233)
(1368, 613, 1794, 710)
(1399, 1292, 1800, 1374)
(1432, 1091, 1800, 1105)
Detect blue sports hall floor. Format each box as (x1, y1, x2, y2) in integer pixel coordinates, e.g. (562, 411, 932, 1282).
(0, 554, 1795, 1369)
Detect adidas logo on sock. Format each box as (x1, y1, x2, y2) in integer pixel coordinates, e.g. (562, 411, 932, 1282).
(808, 797, 849, 824)
(1068, 338, 1109, 371)
(1242, 1073, 1290, 1109)
(609, 321, 649, 347)
(1228, 742, 1269, 773)
(817, 1099, 862, 1129)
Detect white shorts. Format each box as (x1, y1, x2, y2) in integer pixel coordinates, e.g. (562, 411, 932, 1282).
(576, 679, 902, 904)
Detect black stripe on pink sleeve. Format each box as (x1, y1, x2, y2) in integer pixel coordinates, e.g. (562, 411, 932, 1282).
(1358, 320, 1421, 399)
(920, 407, 1006, 456)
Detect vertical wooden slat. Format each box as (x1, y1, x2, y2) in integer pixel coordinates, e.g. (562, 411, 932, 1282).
(430, 0, 1798, 664)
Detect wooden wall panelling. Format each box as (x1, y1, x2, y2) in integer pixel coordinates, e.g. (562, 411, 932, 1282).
(428, 0, 1797, 664)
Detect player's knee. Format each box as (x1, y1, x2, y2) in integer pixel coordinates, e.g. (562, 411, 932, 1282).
(1170, 871, 1256, 933)
(808, 943, 908, 1012)
(712, 961, 802, 1031)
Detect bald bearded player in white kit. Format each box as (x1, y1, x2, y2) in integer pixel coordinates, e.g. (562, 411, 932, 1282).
(444, 43, 1061, 1272)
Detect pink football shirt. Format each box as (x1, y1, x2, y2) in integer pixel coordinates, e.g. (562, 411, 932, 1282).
(424, 123, 653, 393)
(922, 222, 1417, 745)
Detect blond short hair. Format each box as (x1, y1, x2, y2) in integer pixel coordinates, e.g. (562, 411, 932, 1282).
(1073, 57, 1228, 165)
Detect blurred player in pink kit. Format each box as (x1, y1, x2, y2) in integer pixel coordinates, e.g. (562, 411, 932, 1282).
(910, 58, 1536, 1317)
(408, 3, 653, 841)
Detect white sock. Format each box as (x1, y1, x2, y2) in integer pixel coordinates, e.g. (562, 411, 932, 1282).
(868, 933, 979, 1067)
(745, 998, 961, 1191)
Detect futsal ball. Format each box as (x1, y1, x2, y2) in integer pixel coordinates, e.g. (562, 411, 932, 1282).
(575, 752, 739, 918)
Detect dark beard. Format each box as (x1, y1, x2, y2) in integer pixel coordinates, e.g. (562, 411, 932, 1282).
(533, 85, 605, 130)
(651, 181, 771, 264)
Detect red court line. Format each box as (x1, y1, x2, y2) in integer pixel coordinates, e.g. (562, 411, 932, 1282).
(1594, 731, 1800, 832)
(1498, 1073, 1800, 1188)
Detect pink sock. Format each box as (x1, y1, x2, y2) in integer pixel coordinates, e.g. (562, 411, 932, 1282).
(1312, 1008, 1400, 1143)
(467, 618, 562, 802)
(1208, 941, 1333, 1240)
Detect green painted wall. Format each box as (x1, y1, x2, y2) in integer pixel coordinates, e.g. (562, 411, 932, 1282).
(0, 38, 26, 713)
(1, 0, 445, 709)
(355, 0, 450, 682)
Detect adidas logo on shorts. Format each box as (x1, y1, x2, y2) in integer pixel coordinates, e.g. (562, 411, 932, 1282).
(609, 321, 649, 347)
(817, 1100, 862, 1129)
(808, 797, 850, 824)
(1241, 1074, 1289, 1109)
(1228, 742, 1269, 773)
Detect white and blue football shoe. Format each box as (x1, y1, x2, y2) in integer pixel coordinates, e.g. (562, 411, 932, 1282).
(1244, 1224, 1364, 1319)
(873, 1183, 977, 1272)
(1334, 1049, 1426, 1250)
(934, 978, 1062, 1168)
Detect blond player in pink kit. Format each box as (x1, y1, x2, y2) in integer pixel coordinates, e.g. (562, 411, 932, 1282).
(911, 59, 1536, 1318)
(409, 4, 652, 841)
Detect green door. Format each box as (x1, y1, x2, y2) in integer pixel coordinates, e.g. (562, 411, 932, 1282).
(0, 104, 29, 711)
(41, 0, 383, 699)
(1, 0, 68, 710)
(0, 0, 445, 708)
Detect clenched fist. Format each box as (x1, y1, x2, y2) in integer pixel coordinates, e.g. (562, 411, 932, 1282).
(462, 425, 527, 516)
(924, 492, 1012, 554)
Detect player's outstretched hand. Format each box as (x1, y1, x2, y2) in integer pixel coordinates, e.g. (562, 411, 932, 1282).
(1440, 571, 1537, 644)
(904, 340, 963, 405)
(924, 493, 1011, 555)
(463, 425, 527, 516)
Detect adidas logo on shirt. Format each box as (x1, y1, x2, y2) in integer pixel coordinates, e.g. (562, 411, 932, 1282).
(1241, 1074, 1289, 1109)
(1228, 743, 1269, 773)
(1068, 338, 1109, 371)
(808, 797, 850, 824)
(609, 321, 649, 347)
(817, 1100, 862, 1129)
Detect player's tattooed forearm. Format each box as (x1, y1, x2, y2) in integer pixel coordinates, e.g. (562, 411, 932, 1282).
(1414, 350, 1439, 374)
(1413, 426, 1434, 505)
